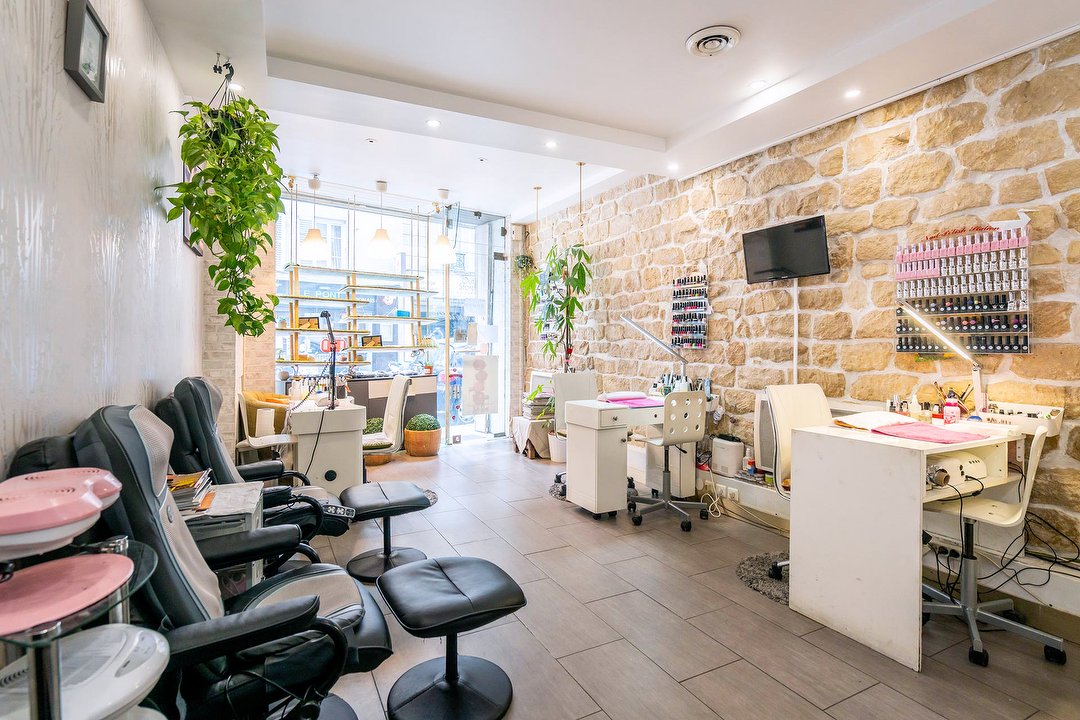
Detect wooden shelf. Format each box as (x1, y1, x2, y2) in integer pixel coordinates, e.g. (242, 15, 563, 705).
(278, 295, 372, 305)
(350, 345, 438, 352)
(340, 284, 438, 295)
(345, 314, 430, 323)
(276, 327, 372, 335)
(284, 264, 421, 281)
(275, 359, 372, 365)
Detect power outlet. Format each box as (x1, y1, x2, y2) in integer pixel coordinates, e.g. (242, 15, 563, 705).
(725, 486, 740, 503)
(703, 479, 716, 497)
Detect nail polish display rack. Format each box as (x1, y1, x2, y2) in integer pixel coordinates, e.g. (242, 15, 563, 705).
(671, 274, 708, 349)
(894, 225, 1031, 355)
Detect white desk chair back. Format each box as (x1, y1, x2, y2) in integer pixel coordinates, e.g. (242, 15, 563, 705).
(382, 375, 412, 452)
(235, 392, 293, 463)
(765, 384, 832, 486)
(553, 371, 597, 436)
(660, 391, 707, 446)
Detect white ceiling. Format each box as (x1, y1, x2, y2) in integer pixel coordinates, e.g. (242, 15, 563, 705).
(144, 0, 1080, 219)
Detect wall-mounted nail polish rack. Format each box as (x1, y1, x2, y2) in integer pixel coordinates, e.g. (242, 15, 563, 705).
(894, 224, 1031, 355)
(671, 273, 708, 349)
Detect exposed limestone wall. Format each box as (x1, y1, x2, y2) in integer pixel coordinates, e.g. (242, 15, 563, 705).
(519, 32, 1080, 542)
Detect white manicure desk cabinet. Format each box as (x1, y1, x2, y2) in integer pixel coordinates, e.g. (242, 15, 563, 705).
(789, 423, 1023, 671)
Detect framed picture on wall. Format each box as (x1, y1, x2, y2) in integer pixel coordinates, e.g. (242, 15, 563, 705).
(64, 0, 109, 103)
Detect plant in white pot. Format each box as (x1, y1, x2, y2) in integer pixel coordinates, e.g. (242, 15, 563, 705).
(404, 414, 442, 457)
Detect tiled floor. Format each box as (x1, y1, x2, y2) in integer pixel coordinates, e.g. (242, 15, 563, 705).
(318, 437, 1079, 720)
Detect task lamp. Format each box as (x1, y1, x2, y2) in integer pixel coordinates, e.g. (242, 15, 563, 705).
(620, 315, 688, 378)
(899, 300, 984, 413)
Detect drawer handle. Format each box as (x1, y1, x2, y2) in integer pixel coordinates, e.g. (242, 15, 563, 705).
(612, 415, 618, 422)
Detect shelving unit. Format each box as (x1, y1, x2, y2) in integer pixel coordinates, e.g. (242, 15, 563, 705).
(671, 274, 708, 350)
(894, 223, 1031, 355)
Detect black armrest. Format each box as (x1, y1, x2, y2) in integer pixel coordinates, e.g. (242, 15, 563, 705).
(195, 525, 301, 570)
(236, 459, 285, 482)
(279, 470, 311, 486)
(164, 595, 319, 671)
(261, 485, 294, 508)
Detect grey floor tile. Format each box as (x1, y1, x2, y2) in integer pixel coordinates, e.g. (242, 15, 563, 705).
(455, 492, 522, 520)
(622, 530, 742, 576)
(332, 671, 385, 719)
(486, 514, 570, 554)
(683, 659, 831, 720)
(481, 477, 550, 502)
(920, 617, 967, 656)
(453, 536, 548, 584)
(690, 604, 874, 709)
(559, 640, 719, 720)
(371, 616, 446, 706)
(376, 510, 433, 535)
(425, 509, 496, 545)
(581, 714, 612, 720)
(652, 513, 735, 545)
(389, 528, 458, 560)
(827, 684, 947, 720)
(509, 496, 591, 529)
(609, 555, 731, 619)
(803, 627, 1036, 720)
(528, 546, 633, 602)
(587, 591, 738, 681)
(515, 578, 621, 658)
(461, 620, 601, 720)
(691, 564, 822, 636)
(550, 521, 645, 565)
(430, 473, 488, 497)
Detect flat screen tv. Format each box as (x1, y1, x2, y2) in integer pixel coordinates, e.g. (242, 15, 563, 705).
(741, 215, 830, 284)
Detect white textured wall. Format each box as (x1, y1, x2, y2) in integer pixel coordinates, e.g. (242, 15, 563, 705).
(0, 0, 202, 466)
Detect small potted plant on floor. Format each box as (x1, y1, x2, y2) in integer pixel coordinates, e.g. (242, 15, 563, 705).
(404, 414, 442, 456)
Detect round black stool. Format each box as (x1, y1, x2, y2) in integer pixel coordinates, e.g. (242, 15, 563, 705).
(342, 481, 431, 582)
(376, 557, 527, 720)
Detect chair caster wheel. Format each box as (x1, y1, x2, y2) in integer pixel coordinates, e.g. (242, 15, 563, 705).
(680, 520, 692, 532)
(651, 489, 659, 498)
(968, 648, 989, 667)
(631, 515, 643, 526)
(767, 563, 784, 580)
(699, 509, 709, 520)
(627, 501, 637, 513)
(559, 485, 566, 498)
(1045, 646, 1067, 665)
(592, 513, 601, 520)
(608, 511, 617, 517)
(626, 477, 634, 489)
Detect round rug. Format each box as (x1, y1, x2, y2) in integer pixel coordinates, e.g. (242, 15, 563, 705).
(423, 489, 439, 507)
(736, 551, 790, 605)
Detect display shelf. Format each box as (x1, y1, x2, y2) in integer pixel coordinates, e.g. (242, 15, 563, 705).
(278, 327, 372, 335)
(345, 314, 427, 323)
(275, 359, 371, 366)
(340, 284, 438, 295)
(349, 345, 437, 352)
(671, 273, 708, 349)
(278, 295, 372, 304)
(284, 264, 421, 281)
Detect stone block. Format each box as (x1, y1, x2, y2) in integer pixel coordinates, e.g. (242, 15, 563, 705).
(799, 369, 846, 397)
(1045, 159, 1080, 196)
(1032, 301, 1073, 338)
(812, 312, 853, 340)
(850, 373, 918, 401)
(750, 158, 815, 194)
(1012, 344, 1080, 380)
(749, 340, 807, 364)
(872, 198, 918, 229)
(855, 309, 896, 339)
(1068, 427, 1080, 463)
(847, 125, 911, 169)
(1025, 506, 1080, 553)
(916, 102, 987, 149)
(1069, 241, 1080, 264)
(661, 195, 688, 221)
(1065, 193, 1080, 232)
(885, 152, 953, 195)
(818, 147, 844, 176)
(957, 121, 1065, 171)
(923, 183, 993, 219)
(987, 205, 1058, 242)
(1030, 268, 1065, 295)
(986, 380, 1066, 408)
(999, 174, 1042, 205)
(972, 52, 1032, 95)
(1039, 31, 1080, 65)
(725, 341, 746, 366)
(860, 94, 923, 128)
(792, 117, 857, 155)
(724, 388, 757, 415)
(828, 235, 854, 271)
(855, 234, 898, 261)
(743, 289, 793, 315)
(713, 175, 749, 204)
(731, 201, 769, 233)
(826, 210, 871, 235)
(1031, 467, 1080, 509)
(861, 261, 890, 278)
(924, 78, 967, 107)
(736, 366, 788, 390)
(773, 183, 840, 218)
(689, 186, 713, 213)
(871, 280, 897, 307)
(1068, 118, 1080, 152)
(798, 287, 843, 310)
(840, 169, 882, 208)
(811, 343, 838, 367)
(840, 342, 894, 372)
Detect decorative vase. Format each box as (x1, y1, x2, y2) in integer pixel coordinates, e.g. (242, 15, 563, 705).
(404, 428, 442, 456)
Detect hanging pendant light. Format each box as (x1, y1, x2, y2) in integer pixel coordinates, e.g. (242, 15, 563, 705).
(577, 162, 585, 227)
(432, 191, 455, 265)
(371, 180, 393, 258)
(301, 174, 326, 250)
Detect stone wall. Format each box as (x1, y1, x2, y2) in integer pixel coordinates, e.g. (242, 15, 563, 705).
(519, 32, 1080, 543)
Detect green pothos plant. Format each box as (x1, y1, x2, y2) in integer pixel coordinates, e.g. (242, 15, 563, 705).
(521, 243, 593, 374)
(166, 97, 283, 336)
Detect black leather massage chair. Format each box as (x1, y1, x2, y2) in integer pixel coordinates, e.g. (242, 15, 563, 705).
(8, 405, 392, 719)
(156, 377, 353, 546)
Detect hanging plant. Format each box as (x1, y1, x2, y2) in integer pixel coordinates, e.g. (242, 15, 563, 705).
(166, 95, 283, 336)
(513, 254, 535, 274)
(521, 243, 592, 373)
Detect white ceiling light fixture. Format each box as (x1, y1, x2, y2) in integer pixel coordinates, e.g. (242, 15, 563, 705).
(371, 180, 393, 258)
(749, 79, 767, 90)
(545, 140, 558, 150)
(844, 88, 862, 99)
(686, 25, 741, 58)
(301, 174, 326, 250)
(426, 118, 441, 128)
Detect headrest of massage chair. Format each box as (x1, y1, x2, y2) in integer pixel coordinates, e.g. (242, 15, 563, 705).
(7, 433, 80, 478)
(153, 395, 205, 477)
(174, 377, 242, 485)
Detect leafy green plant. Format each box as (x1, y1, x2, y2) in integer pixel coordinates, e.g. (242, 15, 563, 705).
(521, 243, 592, 372)
(514, 254, 534, 273)
(405, 414, 441, 432)
(166, 97, 283, 336)
(365, 417, 384, 434)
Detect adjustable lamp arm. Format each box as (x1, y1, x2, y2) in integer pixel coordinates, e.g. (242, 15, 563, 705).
(620, 315, 688, 378)
(899, 301, 984, 412)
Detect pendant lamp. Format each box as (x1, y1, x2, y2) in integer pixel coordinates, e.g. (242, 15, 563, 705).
(371, 181, 392, 258)
(300, 174, 326, 250)
(432, 194, 454, 265)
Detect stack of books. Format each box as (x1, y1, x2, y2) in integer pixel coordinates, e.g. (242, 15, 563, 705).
(522, 391, 553, 420)
(167, 470, 215, 516)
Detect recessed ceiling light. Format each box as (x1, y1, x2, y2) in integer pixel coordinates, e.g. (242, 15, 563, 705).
(365, 138, 376, 144)
(667, 162, 680, 172)
(844, 88, 862, 99)
(749, 79, 767, 90)
(478, 157, 487, 163)
(227, 82, 243, 92)
(426, 119, 441, 128)
(545, 140, 558, 149)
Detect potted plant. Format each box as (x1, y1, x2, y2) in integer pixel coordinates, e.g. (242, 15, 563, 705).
(166, 96, 284, 336)
(520, 243, 592, 373)
(404, 414, 442, 456)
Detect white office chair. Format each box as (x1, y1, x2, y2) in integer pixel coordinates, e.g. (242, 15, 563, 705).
(552, 371, 597, 486)
(363, 375, 412, 466)
(922, 426, 1066, 667)
(235, 392, 296, 465)
(627, 391, 709, 532)
(763, 384, 834, 580)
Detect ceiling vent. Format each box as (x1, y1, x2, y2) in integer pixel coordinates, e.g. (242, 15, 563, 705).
(686, 25, 741, 57)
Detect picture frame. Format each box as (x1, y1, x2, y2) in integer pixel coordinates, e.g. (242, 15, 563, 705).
(361, 334, 383, 348)
(64, 0, 109, 103)
(297, 316, 321, 330)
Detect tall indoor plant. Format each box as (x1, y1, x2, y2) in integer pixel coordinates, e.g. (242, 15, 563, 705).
(166, 96, 283, 336)
(521, 243, 592, 372)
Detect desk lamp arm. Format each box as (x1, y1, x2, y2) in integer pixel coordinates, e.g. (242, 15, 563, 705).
(619, 315, 687, 377)
(899, 301, 984, 412)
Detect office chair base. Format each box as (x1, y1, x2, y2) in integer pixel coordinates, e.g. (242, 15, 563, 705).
(768, 559, 790, 580)
(387, 655, 512, 720)
(347, 547, 427, 583)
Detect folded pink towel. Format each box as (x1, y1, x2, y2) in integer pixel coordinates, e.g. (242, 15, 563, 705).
(872, 422, 988, 444)
(606, 397, 664, 408)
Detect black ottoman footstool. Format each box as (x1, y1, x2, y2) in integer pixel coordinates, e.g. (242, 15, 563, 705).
(377, 557, 528, 720)
(341, 481, 432, 582)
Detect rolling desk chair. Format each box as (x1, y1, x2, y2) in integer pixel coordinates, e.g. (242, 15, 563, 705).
(923, 426, 1067, 667)
(627, 391, 709, 532)
(764, 383, 834, 580)
(552, 370, 597, 486)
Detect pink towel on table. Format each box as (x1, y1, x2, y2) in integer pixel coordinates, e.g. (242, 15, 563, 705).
(606, 397, 664, 408)
(871, 422, 988, 443)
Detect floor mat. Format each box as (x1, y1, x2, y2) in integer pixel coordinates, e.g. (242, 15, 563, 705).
(736, 551, 790, 605)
